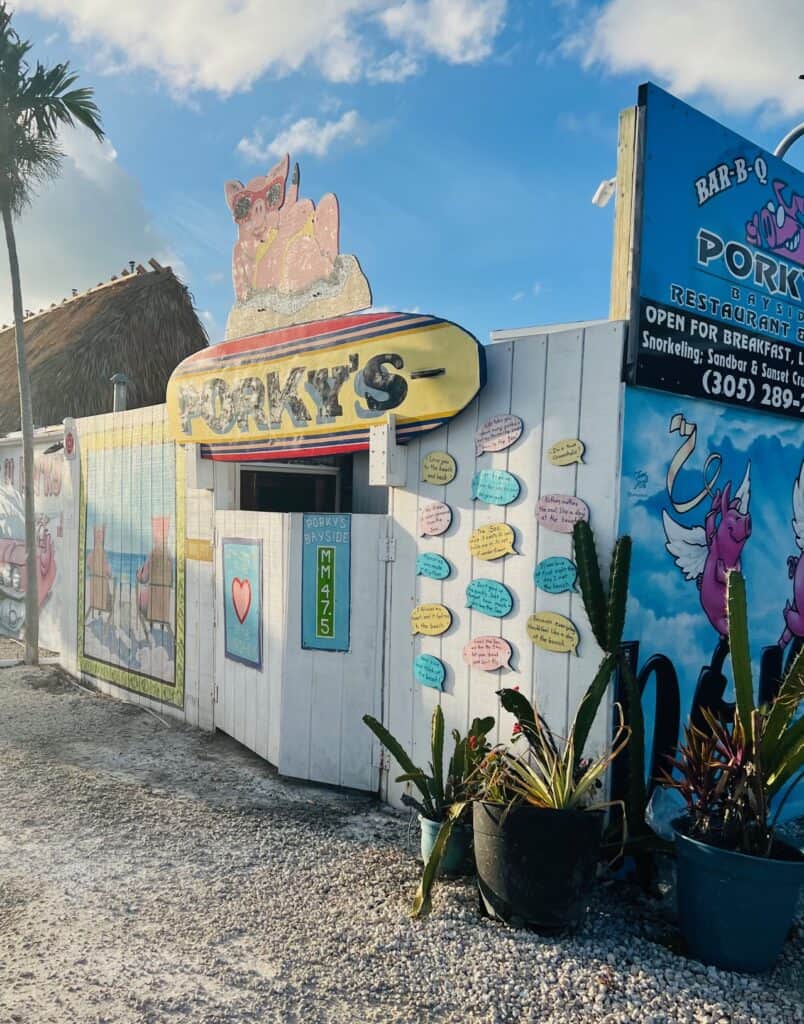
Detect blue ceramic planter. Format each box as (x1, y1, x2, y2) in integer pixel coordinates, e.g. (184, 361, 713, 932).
(419, 815, 472, 875)
(674, 826, 804, 973)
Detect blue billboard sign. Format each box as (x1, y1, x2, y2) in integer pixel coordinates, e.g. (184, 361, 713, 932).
(629, 84, 804, 419)
(302, 514, 351, 652)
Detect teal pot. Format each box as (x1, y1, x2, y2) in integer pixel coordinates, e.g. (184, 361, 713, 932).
(674, 824, 804, 973)
(473, 802, 603, 932)
(419, 815, 473, 875)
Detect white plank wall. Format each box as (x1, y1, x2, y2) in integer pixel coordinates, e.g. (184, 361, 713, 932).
(279, 513, 387, 791)
(213, 509, 288, 763)
(384, 323, 626, 808)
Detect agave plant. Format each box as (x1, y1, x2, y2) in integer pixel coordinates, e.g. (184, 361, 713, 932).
(659, 571, 804, 858)
(362, 708, 494, 822)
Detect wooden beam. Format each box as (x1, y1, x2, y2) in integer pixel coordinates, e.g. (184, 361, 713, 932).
(609, 105, 639, 322)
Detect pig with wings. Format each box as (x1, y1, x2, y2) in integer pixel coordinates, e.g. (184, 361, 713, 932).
(662, 465, 751, 636)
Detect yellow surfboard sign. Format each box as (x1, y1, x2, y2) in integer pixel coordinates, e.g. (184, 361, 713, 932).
(166, 311, 485, 460)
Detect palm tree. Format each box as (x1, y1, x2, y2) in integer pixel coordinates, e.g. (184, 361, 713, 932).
(0, 3, 103, 663)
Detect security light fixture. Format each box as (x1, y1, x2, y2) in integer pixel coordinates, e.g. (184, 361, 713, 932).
(591, 177, 616, 208)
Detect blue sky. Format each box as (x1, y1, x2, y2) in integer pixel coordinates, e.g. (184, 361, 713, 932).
(2, 1, 803, 346)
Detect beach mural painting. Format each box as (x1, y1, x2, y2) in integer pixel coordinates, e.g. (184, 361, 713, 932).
(619, 385, 804, 818)
(78, 420, 185, 706)
(222, 538, 263, 669)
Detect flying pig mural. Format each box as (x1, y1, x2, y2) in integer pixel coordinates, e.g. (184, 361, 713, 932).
(619, 387, 804, 819)
(224, 153, 371, 337)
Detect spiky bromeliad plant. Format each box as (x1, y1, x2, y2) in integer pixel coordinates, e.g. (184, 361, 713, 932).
(362, 707, 494, 822)
(658, 570, 804, 858)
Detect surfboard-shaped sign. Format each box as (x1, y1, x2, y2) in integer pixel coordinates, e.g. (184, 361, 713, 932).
(166, 311, 486, 460)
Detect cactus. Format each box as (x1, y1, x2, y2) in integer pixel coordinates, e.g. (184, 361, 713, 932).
(572, 521, 647, 845)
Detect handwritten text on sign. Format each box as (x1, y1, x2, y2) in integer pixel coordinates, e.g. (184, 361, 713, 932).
(475, 414, 523, 455)
(419, 500, 452, 536)
(526, 612, 579, 654)
(421, 451, 457, 485)
(415, 552, 451, 580)
(414, 653, 446, 690)
(302, 514, 351, 651)
(411, 603, 452, 636)
(534, 556, 578, 594)
(471, 468, 520, 506)
(547, 438, 585, 466)
(469, 522, 517, 560)
(536, 494, 589, 534)
(466, 578, 513, 618)
(462, 635, 513, 671)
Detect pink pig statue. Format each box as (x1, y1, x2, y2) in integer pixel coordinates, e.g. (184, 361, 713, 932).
(224, 155, 340, 301)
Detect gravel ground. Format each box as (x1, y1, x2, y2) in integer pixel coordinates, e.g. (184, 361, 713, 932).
(0, 665, 801, 1024)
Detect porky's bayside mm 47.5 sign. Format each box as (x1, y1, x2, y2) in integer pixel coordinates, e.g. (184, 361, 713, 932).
(619, 83, 804, 419)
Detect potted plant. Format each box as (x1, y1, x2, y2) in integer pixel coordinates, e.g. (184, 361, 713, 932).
(413, 526, 637, 925)
(658, 570, 804, 973)
(363, 707, 494, 875)
(468, 694, 631, 931)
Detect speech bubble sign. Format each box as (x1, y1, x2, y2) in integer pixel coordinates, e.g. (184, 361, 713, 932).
(468, 522, 517, 560)
(536, 494, 590, 534)
(462, 635, 514, 671)
(534, 556, 578, 595)
(471, 468, 521, 506)
(411, 603, 452, 636)
(414, 653, 446, 690)
(416, 552, 451, 580)
(475, 414, 523, 456)
(419, 500, 452, 537)
(547, 438, 585, 467)
(526, 612, 580, 655)
(421, 450, 457, 485)
(466, 578, 514, 618)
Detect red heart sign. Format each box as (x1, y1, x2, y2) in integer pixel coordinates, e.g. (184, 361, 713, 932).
(231, 577, 252, 624)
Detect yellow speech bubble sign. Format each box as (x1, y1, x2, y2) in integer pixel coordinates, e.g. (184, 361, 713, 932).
(468, 522, 517, 561)
(411, 603, 453, 636)
(547, 438, 585, 467)
(421, 450, 457, 485)
(526, 612, 580, 654)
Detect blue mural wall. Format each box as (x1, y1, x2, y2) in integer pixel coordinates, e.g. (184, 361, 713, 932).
(619, 385, 804, 816)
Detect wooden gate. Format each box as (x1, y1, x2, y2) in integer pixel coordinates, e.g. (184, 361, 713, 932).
(212, 511, 389, 792)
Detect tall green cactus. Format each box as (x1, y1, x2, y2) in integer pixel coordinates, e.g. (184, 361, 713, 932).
(571, 521, 647, 841)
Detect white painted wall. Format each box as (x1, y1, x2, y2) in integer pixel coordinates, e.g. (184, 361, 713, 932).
(383, 322, 626, 807)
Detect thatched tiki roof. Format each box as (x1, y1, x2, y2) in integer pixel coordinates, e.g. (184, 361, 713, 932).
(0, 261, 208, 432)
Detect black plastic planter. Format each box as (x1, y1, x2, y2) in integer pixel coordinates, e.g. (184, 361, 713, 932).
(473, 801, 603, 932)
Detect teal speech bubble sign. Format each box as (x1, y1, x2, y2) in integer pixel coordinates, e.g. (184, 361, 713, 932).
(534, 556, 578, 595)
(415, 552, 451, 580)
(466, 578, 514, 618)
(414, 654, 446, 690)
(471, 468, 520, 506)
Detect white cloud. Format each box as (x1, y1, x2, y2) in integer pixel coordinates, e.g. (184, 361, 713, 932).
(237, 110, 370, 163)
(16, 0, 507, 95)
(511, 290, 525, 302)
(367, 51, 420, 82)
(566, 0, 804, 119)
(0, 127, 174, 326)
(382, 0, 506, 64)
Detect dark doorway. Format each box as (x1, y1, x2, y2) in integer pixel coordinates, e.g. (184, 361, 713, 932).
(240, 466, 341, 514)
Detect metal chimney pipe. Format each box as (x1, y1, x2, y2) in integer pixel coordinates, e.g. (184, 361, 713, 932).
(110, 372, 131, 412)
